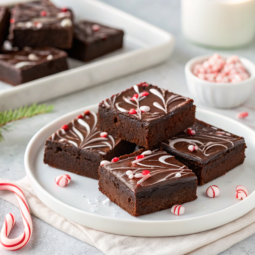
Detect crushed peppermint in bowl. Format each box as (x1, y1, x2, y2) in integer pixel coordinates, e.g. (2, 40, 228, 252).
(185, 54, 255, 108)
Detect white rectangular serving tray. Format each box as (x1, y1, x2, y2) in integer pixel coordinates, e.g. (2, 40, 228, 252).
(0, 0, 174, 111)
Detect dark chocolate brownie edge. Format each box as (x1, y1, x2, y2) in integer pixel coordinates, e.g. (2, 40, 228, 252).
(44, 140, 102, 179)
(0, 8, 10, 48)
(162, 142, 246, 185)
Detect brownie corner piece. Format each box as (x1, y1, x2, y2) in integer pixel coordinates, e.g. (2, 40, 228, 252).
(98, 83, 195, 149)
(0, 7, 10, 48)
(99, 150, 197, 216)
(44, 110, 136, 180)
(0, 47, 68, 86)
(9, 0, 73, 49)
(161, 119, 246, 185)
(67, 20, 124, 62)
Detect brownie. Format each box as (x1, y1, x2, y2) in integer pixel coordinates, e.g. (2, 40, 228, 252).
(99, 149, 197, 216)
(44, 110, 136, 180)
(98, 83, 196, 149)
(0, 47, 68, 85)
(9, 0, 73, 49)
(0, 7, 10, 48)
(66, 20, 124, 62)
(161, 119, 246, 185)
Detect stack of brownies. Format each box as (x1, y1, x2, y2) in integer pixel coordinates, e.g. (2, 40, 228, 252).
(0, 0, 124, 85)
(44, 82, 246, 216)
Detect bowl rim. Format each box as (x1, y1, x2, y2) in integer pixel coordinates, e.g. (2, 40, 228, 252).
(185, 54, 255, 87)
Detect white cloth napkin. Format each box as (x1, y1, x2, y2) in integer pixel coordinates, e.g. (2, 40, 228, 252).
(1, 177, 255, 255)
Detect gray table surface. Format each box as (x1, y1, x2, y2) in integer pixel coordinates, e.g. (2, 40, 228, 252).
(1, 0, 255, 254)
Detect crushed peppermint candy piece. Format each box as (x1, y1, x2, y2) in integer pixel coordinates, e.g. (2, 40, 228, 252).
(47, 54, 53, 61)
(28, 53, 39, 61)
(61, 18, 72, 27)
(35, 22, 43, 29)
(142, 170, 150, 175)
(92, 24, 100, 31)
(188, 145, 198, 152)
(131, 94, 139, 101)
(77, 115, 83, 119)
(100, 132, 108, 138)
(141, 150, 152, 155)
(111, 157, 119, 163)
(206, 185, 220, 198)
(140, 106, 150, 112)
(187, 128, 195, 135)
(236, 112, 248, 119)
(141, 91, 149, 97)
(171, 205, 185, 216)
(175, 173, 181, 178)
(236, 185, 249, 200)
(129, 109, 137, 114)
(126, 170, 133, 176)
(135, 155, 145, 160)
(128, 174, 134, 179)
(61, 124, 69, 131)
(100, 160, 110, 166)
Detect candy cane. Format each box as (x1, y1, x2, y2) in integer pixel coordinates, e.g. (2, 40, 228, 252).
(0, 182, 33, 251)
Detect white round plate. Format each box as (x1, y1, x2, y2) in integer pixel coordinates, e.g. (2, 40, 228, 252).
(25, 105, 255, 236)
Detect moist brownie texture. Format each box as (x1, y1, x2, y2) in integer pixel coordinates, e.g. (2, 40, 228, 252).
(161, 119, 246, 185)
(99, 149, 197, 216)
(0, 47, 68, 85)
(0, 7, 10, 48)
(44, 110, 136, 180)
(67, 20, 124, 62)
(98, 83, 196, 149)
(9, 0, 73, 49)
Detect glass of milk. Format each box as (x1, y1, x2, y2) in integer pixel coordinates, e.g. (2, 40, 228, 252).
(181, 0, 255, 48)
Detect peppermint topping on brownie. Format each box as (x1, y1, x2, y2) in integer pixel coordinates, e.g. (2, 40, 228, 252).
(102, 84, 191, 121)
(49, 111, 117, 155)
(103, 150, 195, 191)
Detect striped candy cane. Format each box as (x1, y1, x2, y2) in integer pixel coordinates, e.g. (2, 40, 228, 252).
(0, 182, 33, 251)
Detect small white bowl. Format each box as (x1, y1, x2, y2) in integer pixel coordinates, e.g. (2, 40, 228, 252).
(185, 54, 255, 108)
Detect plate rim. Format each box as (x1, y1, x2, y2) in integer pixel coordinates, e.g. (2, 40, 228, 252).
(24, 105, 255, 236)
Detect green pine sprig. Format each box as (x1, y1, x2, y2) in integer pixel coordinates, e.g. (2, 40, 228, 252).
(0, 103, 54, 142)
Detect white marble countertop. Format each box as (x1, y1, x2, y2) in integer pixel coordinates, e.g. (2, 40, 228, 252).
(1, 0, 255, 254)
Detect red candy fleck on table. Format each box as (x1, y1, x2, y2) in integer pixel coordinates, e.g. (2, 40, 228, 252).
(40, 11, 47, 16)
(193, 54, 250, 83)
(187, 128, 195, 135)
(55, 174, 71, 187)
(84, 110, 90, 115)
(206, 185, 220, 198)
(111, 157, 120, 163)
(142, 170, 150, 175)
(135, 155, 145, 160)
(131, 94, 139, 100)
(188, 145, 198, 152)
(100, 132, 108, 138)
(61, 124, 69, 131)
(171, 205, 185, 216)
(236, 185, 249, 200)
(10, 18, 15, 24)
(141, 91, 149, 97)
(129, 109, 137, 114)
(0, 181, 33, 251)
(236, 112, 248, 119)
(77, 114, 83, 119)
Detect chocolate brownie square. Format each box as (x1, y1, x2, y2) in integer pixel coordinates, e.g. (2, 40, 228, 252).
(98, 83, 196, 149)
(67, 20, 124, 62)
(9, 0, 73, 49)
(0, 47, 68, 85)
(0, 7, 10, 48)
(161, 119, 246, 185)
(99, 149, 197, 216)
(44, 110, 136, 180)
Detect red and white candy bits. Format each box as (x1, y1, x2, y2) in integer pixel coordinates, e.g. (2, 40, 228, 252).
(55, 174, 71, 187)
(193, 54, 250, 83)
(0, 181, 33, 251)
(171, 205, 185, 216)
(236, 185, 249, 200)
(187, 128, 195, 135)
(206, 185, 220, 198)
(236, 112, 249, 119)
(100, 132, 108, 138)
(188, 145, 198, 152)
(111, 157, 120, 163)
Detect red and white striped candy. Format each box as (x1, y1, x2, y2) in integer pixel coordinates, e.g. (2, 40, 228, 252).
(171, 205, 185, 216)
(188, 145, 198, 152)
(236, 185, 249, 200)
(236, 112, 248, 119)
(55, 174, 71, 187)
(100, 132, 108, 138)
(0, 182, 33, 251)
(206, 185, 220, 198)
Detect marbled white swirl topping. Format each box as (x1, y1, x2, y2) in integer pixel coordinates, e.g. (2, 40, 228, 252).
(162, 119, 245, 163)
(104, 150, 196, 192)
(102, 83, 192, 121)
(48, 111, 117, 156)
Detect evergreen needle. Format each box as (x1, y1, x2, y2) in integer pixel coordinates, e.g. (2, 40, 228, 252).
(0, 103, 54, 141)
